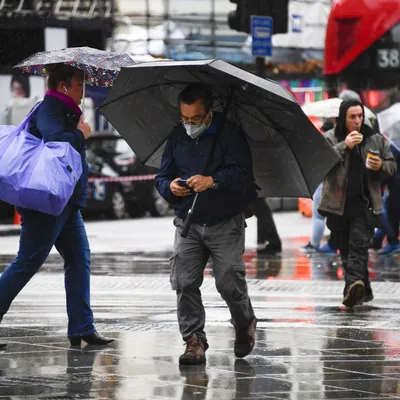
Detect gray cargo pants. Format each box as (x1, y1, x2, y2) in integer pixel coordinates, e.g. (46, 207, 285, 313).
(169, 213, 255, 342)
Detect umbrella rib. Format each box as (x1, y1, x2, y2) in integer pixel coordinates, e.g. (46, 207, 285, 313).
(99, 82, 191, 108)
(178, 66, 277, 133)
(236, 91, 312, 197)
(233, 103, 277, 134)
(141, 125, 180, 166)
(235, 86, 293, 108)
(181, 66, 237, 108)
(177, 66, 312, 196)
(233, 88, 280, 134)
(183, 67, 312, 196)
(180, 65, 294, 121)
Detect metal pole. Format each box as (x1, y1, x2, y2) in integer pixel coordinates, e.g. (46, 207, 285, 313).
(82, 71, 86, 114)
(146, 0, 150, 55)
(211, 0, 216, 59)
(164, 0, 170, 58)
(256, 57, 265, 78)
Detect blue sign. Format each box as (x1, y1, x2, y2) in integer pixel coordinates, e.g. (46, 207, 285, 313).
(251, 16, 273, 57)
(291, 14, 303, 33)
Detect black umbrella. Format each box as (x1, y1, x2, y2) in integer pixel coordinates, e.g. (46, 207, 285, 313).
(98, 59, 340, 198)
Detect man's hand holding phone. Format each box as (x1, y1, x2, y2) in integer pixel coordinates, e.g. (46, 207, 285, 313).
(170, 178, 192, 197)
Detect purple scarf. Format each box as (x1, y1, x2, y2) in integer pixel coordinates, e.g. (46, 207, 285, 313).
(45, 89, 82, 117)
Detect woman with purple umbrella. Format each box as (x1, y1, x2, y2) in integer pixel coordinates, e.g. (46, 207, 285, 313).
(0, 63, 114, 347)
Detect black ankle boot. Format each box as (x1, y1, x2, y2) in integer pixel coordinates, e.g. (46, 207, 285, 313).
(68, 332, 114, 346)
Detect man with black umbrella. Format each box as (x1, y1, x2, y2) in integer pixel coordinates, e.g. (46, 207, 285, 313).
(155, 84, 256, 365)
(318, 99, 396, 307)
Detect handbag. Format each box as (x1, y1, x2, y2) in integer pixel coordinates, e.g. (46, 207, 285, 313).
(0, 102, 83, 216)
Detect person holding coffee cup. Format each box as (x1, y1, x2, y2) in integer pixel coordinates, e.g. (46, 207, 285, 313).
(318, 100, 396, 307)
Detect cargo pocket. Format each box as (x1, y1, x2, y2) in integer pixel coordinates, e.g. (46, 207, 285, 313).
(173, 217, 184, 229)
(169, 253, 179, 290)
(232, 213, 245, 234)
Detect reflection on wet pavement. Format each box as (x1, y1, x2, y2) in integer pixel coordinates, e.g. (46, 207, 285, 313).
(2, 327, 400, 399)
(1, 238, 399, 282)
(0, 238, 399, 398)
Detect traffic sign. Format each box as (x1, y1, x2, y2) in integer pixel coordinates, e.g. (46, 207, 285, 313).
(251, 16, 273, 57)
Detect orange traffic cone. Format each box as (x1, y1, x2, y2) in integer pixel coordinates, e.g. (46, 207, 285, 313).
(13, 209, 21, 225)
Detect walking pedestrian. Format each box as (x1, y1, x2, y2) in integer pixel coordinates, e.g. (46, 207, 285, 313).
(156, 84, 256, 365)
(303, 121, 338, 255)
(369, 188, 398, 251)
(318, 99, 396, 307)
(0, 64, 113, 347)
(255, 198, 282, 256)
(378, 135, 400, 255)
(303, 183, 338, 254)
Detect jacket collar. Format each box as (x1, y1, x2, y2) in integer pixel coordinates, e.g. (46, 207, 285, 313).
(45, 89, 82, 117)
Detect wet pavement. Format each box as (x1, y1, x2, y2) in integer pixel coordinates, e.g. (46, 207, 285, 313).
(1, 238, 400, 398)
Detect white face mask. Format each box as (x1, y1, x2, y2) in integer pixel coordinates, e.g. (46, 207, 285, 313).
(183, 122, 208, 139)
(183, 111, 212, 139)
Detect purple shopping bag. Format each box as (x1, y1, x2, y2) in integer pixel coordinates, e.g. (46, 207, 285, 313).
(0, 103, 82, 216)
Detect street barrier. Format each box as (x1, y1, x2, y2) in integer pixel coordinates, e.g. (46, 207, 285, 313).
(88, 174, 156, 183)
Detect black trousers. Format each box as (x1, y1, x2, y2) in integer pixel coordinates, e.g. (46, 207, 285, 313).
(328, 231, 340, 249)
(254, 198, 281, 248)
(328, 213, 373, 294)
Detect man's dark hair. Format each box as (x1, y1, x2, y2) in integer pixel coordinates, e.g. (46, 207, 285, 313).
(335, 99, 365, 141)
(178, 84, 213, 111)
(47, 63, 85, 90)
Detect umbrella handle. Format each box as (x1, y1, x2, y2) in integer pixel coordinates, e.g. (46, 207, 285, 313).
(81, 71, 86, 114)
(181, 193, 199, 238)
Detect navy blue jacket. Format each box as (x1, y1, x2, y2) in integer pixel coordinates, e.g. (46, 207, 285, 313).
(28, 95, 88, 208)
(156, 113, 253, 224)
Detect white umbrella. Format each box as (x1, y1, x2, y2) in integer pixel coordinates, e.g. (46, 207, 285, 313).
(302, 98, 376, 122)
(377, 103, 400, 134)
(377, 103, 400, 153)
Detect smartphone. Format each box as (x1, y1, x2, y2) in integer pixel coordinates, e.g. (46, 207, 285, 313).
(178, 179, 190, 189)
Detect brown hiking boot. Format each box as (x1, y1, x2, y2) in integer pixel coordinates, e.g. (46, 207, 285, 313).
(343, 280, 365, 307)
(234, 318, 256, 358)
(179, 334, 209, 365)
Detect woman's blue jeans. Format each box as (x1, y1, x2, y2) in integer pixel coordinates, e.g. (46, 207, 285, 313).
(311, 183, 326, 247)
(374, 191, 396, 242)
(0, 204, 95, 337)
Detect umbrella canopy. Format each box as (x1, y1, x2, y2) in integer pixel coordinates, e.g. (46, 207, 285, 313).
(98, 59, 340, 198)
(377, 103, 400, 135)
(15, 47, 135, 87)
(302, 98, 376, 121)
(377, 103, 400, 153)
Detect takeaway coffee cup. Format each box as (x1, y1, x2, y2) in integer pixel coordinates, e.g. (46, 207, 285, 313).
(366, 149, 380, 169)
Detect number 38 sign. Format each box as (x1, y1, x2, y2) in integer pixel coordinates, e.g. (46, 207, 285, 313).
(377, 48, 400, 69)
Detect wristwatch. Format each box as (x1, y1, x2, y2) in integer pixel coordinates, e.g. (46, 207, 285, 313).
(211, 178, 220, 190)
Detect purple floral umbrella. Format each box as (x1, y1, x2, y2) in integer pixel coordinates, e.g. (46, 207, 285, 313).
(14, 46, 135, 87)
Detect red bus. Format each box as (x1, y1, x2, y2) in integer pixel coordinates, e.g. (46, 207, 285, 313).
(324, 0, 400, 111)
